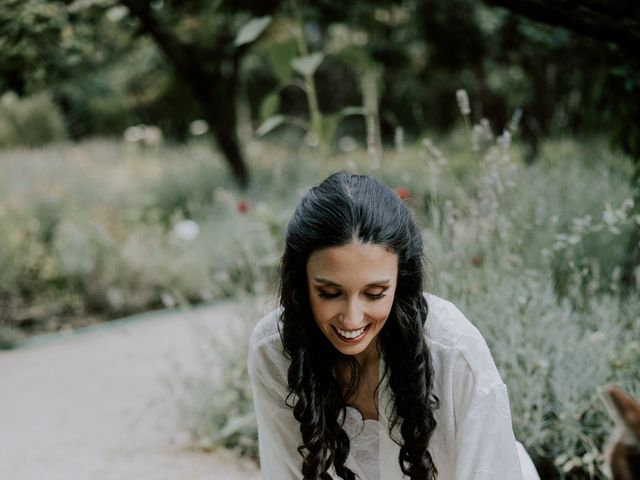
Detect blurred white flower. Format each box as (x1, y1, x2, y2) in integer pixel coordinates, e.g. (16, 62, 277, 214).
(326, 24, 350, 53)
(480, 118, 493, 141)
(106, 6, 128, 22)
(123, 124, 163, 145)
(497, 129, 512, 149)
(337, 136, 358, 153)
(1, 91, 18, 108)
(572, 215, 592, 232)
(589, 330, 605, 344)
(172, 219, 200, 242)
(124, 125, 145, 143)
(561, 456, 583, 473)
(106, 287, 125, 310)
(394, 127, 405, 153)
(142, 125, 163, 146)
(161, 292, 176, 308)
(200, 288, 214, 301)
(508, 108, 523, 133)
(304, 132, 320, 147)
(422, 138, 447, 165)
(189, 119, 209, 136)
(213, 187, 234, 207)
(351, 30, 369, 46)
(533, 357, 549, 370)
(456, 89, 471, 116)
(568, 234, 580, 245)
(471, 124, 483, 152)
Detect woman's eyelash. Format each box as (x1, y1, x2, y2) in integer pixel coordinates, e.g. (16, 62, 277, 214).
(317, 291, 386, 300)
(366, 292, 386, 300)
(318, 292, 340, 299)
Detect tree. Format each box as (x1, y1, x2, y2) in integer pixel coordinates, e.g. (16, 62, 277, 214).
(118, 0, 292, 187)
(0, 0, 285, 187)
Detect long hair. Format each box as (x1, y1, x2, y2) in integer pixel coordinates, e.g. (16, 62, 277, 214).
(279, 171, 439, 479)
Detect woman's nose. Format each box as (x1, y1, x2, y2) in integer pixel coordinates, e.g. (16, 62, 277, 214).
(342, 300, 364, 328)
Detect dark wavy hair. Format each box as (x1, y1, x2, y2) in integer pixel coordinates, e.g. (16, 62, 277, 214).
(278, 171, 439, 479)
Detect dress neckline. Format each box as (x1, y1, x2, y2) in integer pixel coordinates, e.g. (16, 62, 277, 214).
(346, 405, 380, 424)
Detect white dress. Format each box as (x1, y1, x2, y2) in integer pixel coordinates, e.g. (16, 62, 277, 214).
(248, 293, 540, 480)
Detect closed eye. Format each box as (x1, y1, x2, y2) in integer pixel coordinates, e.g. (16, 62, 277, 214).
(366, 292, 386, 300)
(318, 291, 341, 299)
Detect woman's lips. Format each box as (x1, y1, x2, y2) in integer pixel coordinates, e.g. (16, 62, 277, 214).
(333, 323, 371, 343)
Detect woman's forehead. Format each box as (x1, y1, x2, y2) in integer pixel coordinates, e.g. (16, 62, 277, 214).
(307, 242, 398, 282)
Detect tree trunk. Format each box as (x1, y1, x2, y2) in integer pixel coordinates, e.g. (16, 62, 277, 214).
(120, 0, 249, 187)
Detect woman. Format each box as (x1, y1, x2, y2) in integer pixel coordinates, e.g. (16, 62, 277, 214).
(248, 171, 539, 479)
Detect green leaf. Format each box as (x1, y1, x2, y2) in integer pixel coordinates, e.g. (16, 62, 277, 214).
(335, 46, 373, 71)
(234, 16, 272, 47)
(259, 91, 280, 121)
(320, 114, 339, 147)
(291, 52, 324, 77)
(266, 40, 297, 83)
(338, 106, 365, 118)
(256, 115, 285, 136)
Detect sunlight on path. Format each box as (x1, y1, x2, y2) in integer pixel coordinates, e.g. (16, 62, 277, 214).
(0, 303, 262, 480)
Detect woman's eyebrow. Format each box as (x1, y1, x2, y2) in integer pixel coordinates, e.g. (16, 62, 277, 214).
(312, 277, 391, 287)
(365, 279, 391, 287)
(312, 277, 340, 286)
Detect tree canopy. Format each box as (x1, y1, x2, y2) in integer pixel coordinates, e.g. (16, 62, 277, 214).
(1, 0, 639, 182)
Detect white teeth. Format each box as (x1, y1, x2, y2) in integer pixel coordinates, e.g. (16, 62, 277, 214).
(336, 325, 367, 339)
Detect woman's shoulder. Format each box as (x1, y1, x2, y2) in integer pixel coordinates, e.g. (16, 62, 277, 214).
(248, 308, 291, 404)
(423, 292, 483, 346)
(248, 307, 289, 376)
(250, 307, 283, 351)
(423, 292, 503, 390)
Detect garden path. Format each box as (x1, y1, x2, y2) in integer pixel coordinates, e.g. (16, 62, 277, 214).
(0, 302, 263, 480)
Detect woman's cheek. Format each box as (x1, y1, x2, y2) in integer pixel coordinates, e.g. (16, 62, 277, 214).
(376, 297, 395, 317)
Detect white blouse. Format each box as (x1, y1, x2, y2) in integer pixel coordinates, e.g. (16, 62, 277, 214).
(344, 406, 380, 480)
(248, 293, 540, 480)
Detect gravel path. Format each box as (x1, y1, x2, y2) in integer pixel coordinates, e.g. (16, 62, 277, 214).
(0, 302, 263, 480)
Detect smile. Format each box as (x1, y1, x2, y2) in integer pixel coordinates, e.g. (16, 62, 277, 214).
(333, 324, 371, 341)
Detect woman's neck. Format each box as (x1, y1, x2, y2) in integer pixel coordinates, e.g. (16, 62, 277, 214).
(337, 351, 381, 421)
(353, 337, 381, 371)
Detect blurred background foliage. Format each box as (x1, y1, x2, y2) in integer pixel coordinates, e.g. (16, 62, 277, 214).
(1, 0, 638, 153)
(1, 1, 639, 478)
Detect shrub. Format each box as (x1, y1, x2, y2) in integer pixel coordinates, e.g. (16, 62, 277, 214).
(165, 296, 264, 459)
(0, 91, 66, 148)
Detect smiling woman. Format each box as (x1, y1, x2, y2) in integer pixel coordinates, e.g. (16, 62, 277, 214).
(248, 171, 540, 480)
(307, 242, 397, 365)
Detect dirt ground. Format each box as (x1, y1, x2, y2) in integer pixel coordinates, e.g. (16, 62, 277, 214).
(0, 302, 264, 480)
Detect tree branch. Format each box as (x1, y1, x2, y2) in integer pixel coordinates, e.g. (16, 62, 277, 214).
(483, 0, 640, 57)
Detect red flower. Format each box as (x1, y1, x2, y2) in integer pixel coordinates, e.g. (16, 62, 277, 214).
(237, 200, 250, 213)
(470, 253, 485, 267)
(396, 187, 411, 200)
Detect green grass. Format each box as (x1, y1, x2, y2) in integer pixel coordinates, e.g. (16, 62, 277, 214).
(0, 133, 637, 478)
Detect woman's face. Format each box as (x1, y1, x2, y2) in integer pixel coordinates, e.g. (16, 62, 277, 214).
(306, 241, 398, 363)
